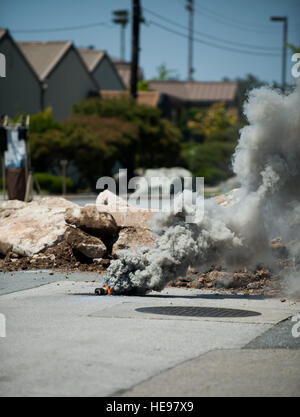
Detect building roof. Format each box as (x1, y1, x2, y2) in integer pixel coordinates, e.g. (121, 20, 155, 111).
(0, 28, 7, 41)
(0, 29, 41, 83)
(17, 41, 72, 81)
(100, 90, 162, 108)
(111, 59, 143, 88)
(148, 80, 238, 103)
(77, 48, 105, 72)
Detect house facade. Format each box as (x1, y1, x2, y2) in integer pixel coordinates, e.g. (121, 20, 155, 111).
(17, 41, 98, 120)
(78, 48, 125, 91)
(0, 29, 41, 117)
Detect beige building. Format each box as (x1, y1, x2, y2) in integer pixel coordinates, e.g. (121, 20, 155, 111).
(78, 48, 125, 91)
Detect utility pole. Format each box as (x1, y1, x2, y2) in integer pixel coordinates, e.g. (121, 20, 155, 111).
(112, 10, 129, 61)
(271, 16, 288, 92)
(186, 0, 194, 81)
(130, 0, 141, 99)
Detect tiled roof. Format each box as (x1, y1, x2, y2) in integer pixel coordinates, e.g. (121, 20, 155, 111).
(0, 29, 7, 40)
(17, 41, 72, 80)
(148, 81, 238, 102)
(77, 48, 105, 72)
(111, 59, 143, 88)
(100, 90, 162, 107)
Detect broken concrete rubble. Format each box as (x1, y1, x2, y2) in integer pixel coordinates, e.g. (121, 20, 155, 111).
(96, 189, 129, 208)
(0, 200, 27, 219)
(65, 204, 119, 238)
(65, 226, 107, 259)
(0, 196, 156, 270)
(0, 194, 288, 297)
(112, 226, 155, 255)
(0, 197, 79, 257)
(215, 188, 239, 207)
(96, 189, 156, 228)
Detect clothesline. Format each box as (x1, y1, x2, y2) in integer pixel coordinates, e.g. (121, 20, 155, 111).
(0, 115, 31, 201)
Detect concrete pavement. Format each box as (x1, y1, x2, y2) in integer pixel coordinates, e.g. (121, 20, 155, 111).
(121, 349, 300, 397)
(0, 271, 299, 397)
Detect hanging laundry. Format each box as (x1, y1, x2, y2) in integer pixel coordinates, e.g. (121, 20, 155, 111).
(4, 126, 27, 201)
(4, 126, 26, 169)
(6, 166, 26, 201)
(18, 126, 28, 142)
(0, 126, 7, 153)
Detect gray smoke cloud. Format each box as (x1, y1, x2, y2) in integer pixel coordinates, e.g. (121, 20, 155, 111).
(105, 86, 300, 295)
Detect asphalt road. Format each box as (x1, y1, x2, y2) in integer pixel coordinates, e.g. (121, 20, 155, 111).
(0, 271, 299, 397)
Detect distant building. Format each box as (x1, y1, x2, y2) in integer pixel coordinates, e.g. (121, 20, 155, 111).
(111, 59, 144, 89)
(17, 41, 98, 120)
(78, 48, 125, 91)
(101, 80, 239, 125)
(148, 80, 239, 122)
(100, 90, 162, 108)
(0, 29, 41, 117)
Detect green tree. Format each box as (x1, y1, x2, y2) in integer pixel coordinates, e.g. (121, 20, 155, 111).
(152, 63, 179, 80)
(30, 112, 139, 189)
(287, 43, 300, 53)
(73, 97, 183, 171)
(29, 107, 61, 133)
(30, 98, 183, 189)
(137, 80, 150, 91)
(178, 100, 241, 185)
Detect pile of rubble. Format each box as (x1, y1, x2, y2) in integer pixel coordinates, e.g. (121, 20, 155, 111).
(170, 238, 291, 296)
(170, 267, 283, 296)
(0, 191, 290, 296)
(0, 191, 156, 272)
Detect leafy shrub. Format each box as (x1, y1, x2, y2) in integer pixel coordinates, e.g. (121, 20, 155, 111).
(179, 102, 238, 142)
(182, 140, 237, 185)
(35, 173, 76, 194)
(29, 108, 61, 133)
(30, 114, 139, 188)
(178, 101, 242, 185)
(73, 97, 183, 170)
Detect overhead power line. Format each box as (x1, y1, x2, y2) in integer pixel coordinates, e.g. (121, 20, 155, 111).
(149, 19, 280, 57)
(177, 0, 299, 34)
(11, 21, 112, 34)
(143, 7, 281, 52)
(193, 0, 281, 31)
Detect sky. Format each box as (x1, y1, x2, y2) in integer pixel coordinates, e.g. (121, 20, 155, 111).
(1, 0, 300, 84)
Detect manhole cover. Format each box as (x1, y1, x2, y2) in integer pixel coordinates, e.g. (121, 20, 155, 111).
(135, 306, 261, 318)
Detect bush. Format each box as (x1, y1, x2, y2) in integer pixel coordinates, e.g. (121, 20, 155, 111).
(30, 114, 139, 189)
(29, 108, 61, 133)
(178, 102, 238, 142)
(61, 115, 139, 185)
(35, 173, 76, 194)
(178, 102, 242, 185)
(73, 97, 183, 171)
(29, 99, 183, 191)
(182, 140, 237, 185)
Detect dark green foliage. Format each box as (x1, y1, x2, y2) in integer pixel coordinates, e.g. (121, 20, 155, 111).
(35, 173, 75, 194)
(30, 114, 138, 188)
(73, 97, 183, 170)
(29, 108, 61, 133)
(182, 138, 238, 185)
(29, 98, 182, 190)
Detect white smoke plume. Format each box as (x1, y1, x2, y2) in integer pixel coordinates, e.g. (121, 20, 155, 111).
(105, 86, 300, 295)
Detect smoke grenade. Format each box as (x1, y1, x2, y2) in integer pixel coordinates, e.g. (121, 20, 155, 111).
(105, 86, 300, 295)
